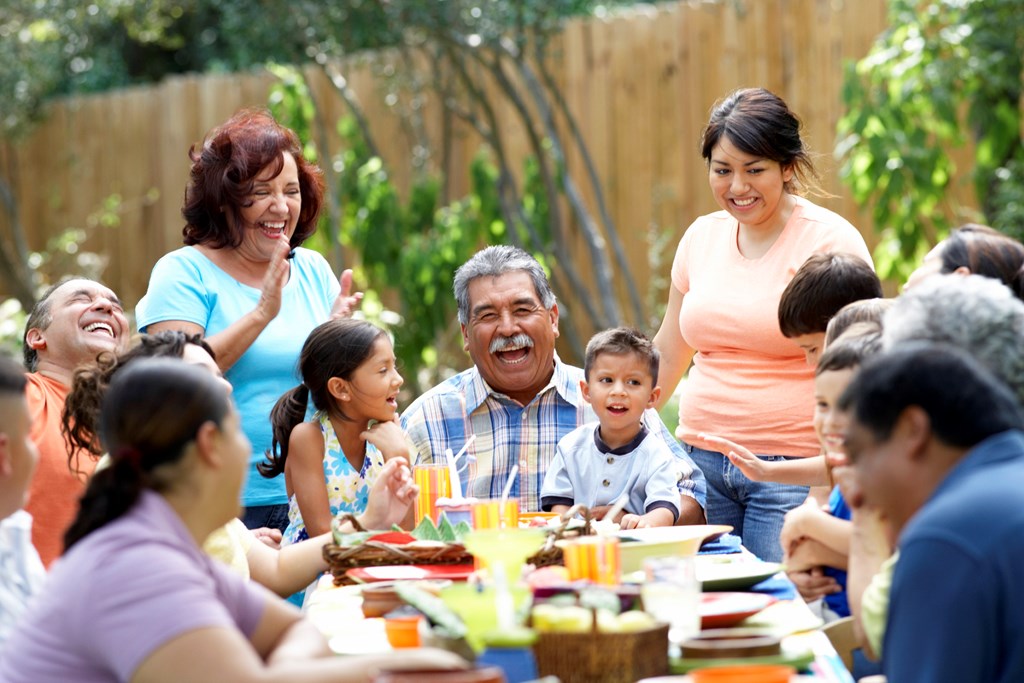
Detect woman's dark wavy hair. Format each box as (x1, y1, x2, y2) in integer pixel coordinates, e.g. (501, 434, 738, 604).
(260, 319, 388, 478)
(701, 87, 821, 196)
(938, 224, 1024, 300)
(181, 108, 325, 250)
(64, 358, 232, 551)
(62, 331, 215, 466)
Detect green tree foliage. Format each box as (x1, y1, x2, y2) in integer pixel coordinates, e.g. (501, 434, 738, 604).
(837, 0, 1024, 281)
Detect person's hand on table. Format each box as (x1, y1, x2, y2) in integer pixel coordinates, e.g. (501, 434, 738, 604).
(356, 458, 419, 530)
(251, 527, 283, 549)
(372, 646, 469, 672)
(330, 268, 364, 319)
(788, 565, 840, 601)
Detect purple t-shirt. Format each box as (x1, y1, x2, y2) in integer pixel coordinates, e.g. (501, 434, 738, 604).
(0, 491, 268, 682)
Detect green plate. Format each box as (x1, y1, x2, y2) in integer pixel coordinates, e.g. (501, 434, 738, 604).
(670, 646, 815, 674)
(697, 558, 783, 591)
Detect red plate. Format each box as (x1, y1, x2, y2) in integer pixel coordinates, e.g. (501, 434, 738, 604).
(699, 592, 775, 629)
(346, 563, 476, 583)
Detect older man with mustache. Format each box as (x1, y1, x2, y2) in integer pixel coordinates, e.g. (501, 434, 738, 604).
(402, 246, 706, 520)
(21, 278, 130, 566)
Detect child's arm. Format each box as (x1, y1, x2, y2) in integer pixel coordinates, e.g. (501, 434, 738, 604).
(620, 507, 675, 529)
(551, 504, 572, 517)
(779, 496, 851, 559)
(361, 419, 413, 462)
(287, 422, 334, 539)
(700, 433, 829, 486)
(784, 537, 849, 572)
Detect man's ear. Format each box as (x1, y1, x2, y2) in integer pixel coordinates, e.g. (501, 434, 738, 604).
(580, 379, 591, 405)
(0, 434, 11, 478)
(897, 405, 932, 462)
(461, 322, 470, 353)
(24, 328, 46, 353)
(327, 377, 350, 402)
(549, 302, 560, 339)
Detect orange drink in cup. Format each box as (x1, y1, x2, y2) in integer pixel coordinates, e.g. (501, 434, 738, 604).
(471, 499, 520, 530)
(561, 536, 621, 585)
(413, 464, 451, 525)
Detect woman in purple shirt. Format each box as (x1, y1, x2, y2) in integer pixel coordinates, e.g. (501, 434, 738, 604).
(0, 359, 463, 682)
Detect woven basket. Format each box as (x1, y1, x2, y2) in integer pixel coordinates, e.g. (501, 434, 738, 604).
(532, 614, 670, 683)
(322, 514, 473, 586)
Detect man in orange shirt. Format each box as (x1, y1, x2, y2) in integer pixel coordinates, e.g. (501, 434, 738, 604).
(21, 278, 129, 566)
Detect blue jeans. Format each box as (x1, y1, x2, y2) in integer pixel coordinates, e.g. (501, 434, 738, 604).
(241, 503, 290, 533)
(685, 444, 808, 562)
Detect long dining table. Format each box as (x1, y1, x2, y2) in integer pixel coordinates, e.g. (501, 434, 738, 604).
(303, 532, 856, 683)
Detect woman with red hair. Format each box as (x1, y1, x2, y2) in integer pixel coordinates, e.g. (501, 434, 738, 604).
(137, 110, 362, 533)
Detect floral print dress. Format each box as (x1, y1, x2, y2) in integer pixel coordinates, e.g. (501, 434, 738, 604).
(281, 411, 384, 546)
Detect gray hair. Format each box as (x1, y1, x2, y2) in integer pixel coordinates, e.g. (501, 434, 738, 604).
(883, 274, 1024, 404)
(453, 246, 556, 324)
(23, 277, 90, 372)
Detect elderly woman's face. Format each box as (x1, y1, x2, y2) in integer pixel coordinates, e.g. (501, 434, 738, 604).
(233, 152, 301, 262)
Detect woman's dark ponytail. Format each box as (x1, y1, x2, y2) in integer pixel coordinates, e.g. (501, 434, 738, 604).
(63, 359, 230, 552)
(259, 384, 309, 478)
(64, 455, 145, 550)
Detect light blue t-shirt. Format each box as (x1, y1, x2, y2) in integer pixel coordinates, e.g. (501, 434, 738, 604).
(136, 246, 340, 506)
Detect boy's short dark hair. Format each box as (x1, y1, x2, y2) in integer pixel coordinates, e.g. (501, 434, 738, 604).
(778, 252, 882, 338)
(584, 327, 660, 384)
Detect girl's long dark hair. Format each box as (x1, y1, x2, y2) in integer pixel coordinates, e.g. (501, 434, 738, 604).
(64, 359, 231, 551)
(62, 331, 214, 464)
(259, 319, 387, 478)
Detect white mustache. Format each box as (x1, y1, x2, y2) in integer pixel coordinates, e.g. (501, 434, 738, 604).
(490, 334, 534, 354)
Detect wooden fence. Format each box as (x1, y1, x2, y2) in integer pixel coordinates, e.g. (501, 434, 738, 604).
(3, 0, 928, 328)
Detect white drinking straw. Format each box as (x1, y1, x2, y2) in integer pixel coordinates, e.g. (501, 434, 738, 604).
(499, 464, 518, 528)
(445, 447, 464, 500)
(452, 434, 476, 464)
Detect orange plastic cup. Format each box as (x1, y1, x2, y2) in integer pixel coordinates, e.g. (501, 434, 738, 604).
(690, 664, 795, 683)
(413, 464, 451, 525)
(471, 499, 520, 530)
(384, 615, 423, 649)
(561, 536, 621, 585)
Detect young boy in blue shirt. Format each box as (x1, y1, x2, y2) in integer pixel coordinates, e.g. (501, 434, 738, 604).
(541, 327, 680, 529)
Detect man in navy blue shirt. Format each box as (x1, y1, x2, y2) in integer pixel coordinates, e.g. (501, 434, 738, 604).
(841, 343, 1024, 683)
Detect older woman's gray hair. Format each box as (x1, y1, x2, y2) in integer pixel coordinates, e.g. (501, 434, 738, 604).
(883, 274, 1024, 404)
(453, 246, 557, 324)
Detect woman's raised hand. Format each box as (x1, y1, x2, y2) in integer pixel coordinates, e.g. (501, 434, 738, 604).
(330, 268, 364, 319)
(254, 240, 291, 324)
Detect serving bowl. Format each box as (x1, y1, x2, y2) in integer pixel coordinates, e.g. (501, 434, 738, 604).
(615, 524, 733, 574)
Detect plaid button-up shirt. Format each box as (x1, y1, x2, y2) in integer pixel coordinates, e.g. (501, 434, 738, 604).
(402, 359, 705, 512)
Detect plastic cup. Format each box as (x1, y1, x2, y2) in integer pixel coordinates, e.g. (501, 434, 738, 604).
(383, 615, 423, 648)
(641, 555, 701, 648)
(561, 536, 621, 585)
(413, 464, 451, 525)
(471, 499, 520, 530)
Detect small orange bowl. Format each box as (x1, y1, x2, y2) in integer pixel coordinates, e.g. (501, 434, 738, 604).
(691, 664, 795, 683)
(383, 615, 423, 649)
